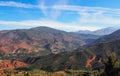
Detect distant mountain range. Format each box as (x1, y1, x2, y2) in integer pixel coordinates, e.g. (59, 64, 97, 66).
(78, 27, 120, 35)
(0, 26, 120, 71)
(0, 26, 119, 57)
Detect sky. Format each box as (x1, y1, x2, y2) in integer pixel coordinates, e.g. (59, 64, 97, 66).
(0, 0, 120, 31)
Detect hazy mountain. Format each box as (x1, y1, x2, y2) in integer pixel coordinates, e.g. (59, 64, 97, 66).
(73, 32, 101, 44)
(94, 29, 120, 43)
(78, 30, 93, 34)
(78, 27, 120, 35)
(83, 29, 120, 57)
(0, 26, 86, 56)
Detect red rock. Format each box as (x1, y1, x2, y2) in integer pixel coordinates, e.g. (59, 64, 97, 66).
(0, 60, 27, 69)
(85, 55, 96, 68)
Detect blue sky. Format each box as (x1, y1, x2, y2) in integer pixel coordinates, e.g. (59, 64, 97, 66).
(0, 0, 120, 31)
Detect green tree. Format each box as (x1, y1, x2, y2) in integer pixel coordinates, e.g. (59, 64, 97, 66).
(102, 52, 120, 76)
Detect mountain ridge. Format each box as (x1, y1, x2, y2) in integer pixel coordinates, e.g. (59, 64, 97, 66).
(0, 26, 86, 56)
(78, 27, 120, 35)
(94, 29, 120, 44)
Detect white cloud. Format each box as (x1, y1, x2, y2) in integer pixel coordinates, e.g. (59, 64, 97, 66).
(0, 1, 37, 8)
(0, 1, 120, 30)
(52, 5, 120, 25)
(38, 0, 69, 19)
(0, 20, 100, 31)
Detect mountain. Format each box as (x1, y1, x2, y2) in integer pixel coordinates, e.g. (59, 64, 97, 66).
(23, 37, 120, 72)
(77, 30, 93, 34)
(78, 27, 120, 36)
(1, 26, 120, 72)
(0, 26, 114, 73)
(82, 29, 120, 57)
(94, 29, 120, 43)
(0, 26, 86, 57)
(80, 29, 120, 58)
(85, 40, 120, 57)
(23, 29, 120, 71)
(75, 33, 100, 44)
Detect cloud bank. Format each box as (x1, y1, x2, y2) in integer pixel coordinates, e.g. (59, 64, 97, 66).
(0, 20, 100, 31)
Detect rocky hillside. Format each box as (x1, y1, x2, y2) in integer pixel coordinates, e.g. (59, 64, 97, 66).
(23, 39, 120, 71)
(84, 39, 120, 57)
(0, 59, 27, 69)
(0, 27, 85, 56)
(22, 29, 120, 71)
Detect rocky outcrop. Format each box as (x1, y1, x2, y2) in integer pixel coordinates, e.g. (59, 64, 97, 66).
(0, 60, 27, 69)
(85, 55, 96, 68)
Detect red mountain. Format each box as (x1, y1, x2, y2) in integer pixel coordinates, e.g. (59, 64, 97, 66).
(0, 27, 85, 56)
